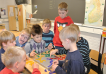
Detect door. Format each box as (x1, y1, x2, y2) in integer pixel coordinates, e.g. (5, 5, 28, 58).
(17, 5, 24, 31)
(7, 5, 17, 30)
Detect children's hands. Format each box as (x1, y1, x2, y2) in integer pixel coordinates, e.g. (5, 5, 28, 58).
(52, 63, 58, 71)
(26, 55, 29, 60)
(48, 43, 53, 50)
(50, 49, 58, 57)
(53, 60, 59, 65)
(32, 63, 39, 69)
(30, 50, 36, 57)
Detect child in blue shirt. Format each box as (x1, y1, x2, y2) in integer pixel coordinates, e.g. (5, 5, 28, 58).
(52, 25, 85, 74)
(0, 31, 16, 71)
(15, 28, 31, 48)
(42, 19, 54, 49)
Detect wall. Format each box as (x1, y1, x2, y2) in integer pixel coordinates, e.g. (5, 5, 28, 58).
(0, 0, 16, 30)
(0, 0, 32, 30)
(32, 0, 106, 26)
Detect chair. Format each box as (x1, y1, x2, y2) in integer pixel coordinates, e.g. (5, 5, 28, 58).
(89, 49, 105, 74)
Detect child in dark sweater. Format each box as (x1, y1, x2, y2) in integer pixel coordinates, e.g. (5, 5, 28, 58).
(52, 24, 85, 74)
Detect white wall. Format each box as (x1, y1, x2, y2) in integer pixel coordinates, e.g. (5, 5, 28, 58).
(0, 0, 16, 30)
(0, 0, 32, 30)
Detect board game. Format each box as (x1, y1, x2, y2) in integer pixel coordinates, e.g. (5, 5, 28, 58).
(34, 50, 66, 69)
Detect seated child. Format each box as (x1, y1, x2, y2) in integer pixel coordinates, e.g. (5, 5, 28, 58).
(15, 28, 31, 48)
(42, 19, 54, 49)
(52, 25, 85, 74)
(24, 24, 52, 57)
(0, 31, 16, 71)
(50, 24, 90, 74)
(0, 46, 41, 74)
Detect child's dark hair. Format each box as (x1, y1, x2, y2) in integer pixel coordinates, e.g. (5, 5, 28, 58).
(31, 24, 42, 36)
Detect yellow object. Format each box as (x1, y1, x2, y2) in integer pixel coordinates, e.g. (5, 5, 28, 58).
(26, 60, 34, 66)
(35, 55, 46, 63)
(102, 28, 106, 37)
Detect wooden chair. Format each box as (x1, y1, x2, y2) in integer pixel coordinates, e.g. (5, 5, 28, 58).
(89, 49, 105, 74)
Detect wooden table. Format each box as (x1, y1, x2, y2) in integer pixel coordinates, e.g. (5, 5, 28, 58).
(0, 23, 5, 29)
(25, 55, 55, 74)
(10, 31, 20, 37)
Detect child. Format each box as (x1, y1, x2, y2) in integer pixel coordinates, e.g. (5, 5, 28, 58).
(42, 19, 54, 49)
(0, 31, 16, 71)
(0, 46, 41, 74)
(24, 24, 52, 57)
(50, 24, 90, 74)
(52, 25, 85, 74)
(53, 2, 74, 49)
(15, 28, 31, 48)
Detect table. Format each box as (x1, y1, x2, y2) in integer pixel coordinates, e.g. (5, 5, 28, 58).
(25, 55, 56, 74)
(25, 53, 66, 74)
(0, 23, 5, 29)
(10, 31, 20, 37)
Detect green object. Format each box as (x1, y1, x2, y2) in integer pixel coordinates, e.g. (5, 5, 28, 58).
(36, 55, 40, 58)
(41, 53, 45, 55)
(35, 51, 37, 53)
(45, 54, 50, 57)
(48, 51, 50, 53)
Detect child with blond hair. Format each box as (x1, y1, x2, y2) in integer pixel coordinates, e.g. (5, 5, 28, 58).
(0, 46, 41, 74)
(16, 28, 31, 48)
(52, 25, 85, 74)
(42, 18, 54, 49)
(0, 31, 16, 71)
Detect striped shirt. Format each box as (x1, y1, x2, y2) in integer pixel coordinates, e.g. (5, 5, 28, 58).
(42, 30, 54, 47)
(57, 37, 90, 66)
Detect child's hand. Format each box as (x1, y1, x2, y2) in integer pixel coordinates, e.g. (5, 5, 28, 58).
(26, 55, 29, 60)
(53, 60, 59, 65)
(30, 50, 36, 57)
(48, 43, 53, 50)
(52, 64, 58, 71)
(32, 63, 39, 69)
(50, 49, 58, 57)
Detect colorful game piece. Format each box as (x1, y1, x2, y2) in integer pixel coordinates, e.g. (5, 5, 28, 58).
(45, 54, 50, 57)
(26, 60, 34, 66)
(44, 69, 47, 72)
(47, 58, 53, 67)
(48, 50, 50, 53)
(48, 69, 55, 74)
(35, 51, 37, 53)
(36, 55, 40, 58)
(35, 55, 46, 63)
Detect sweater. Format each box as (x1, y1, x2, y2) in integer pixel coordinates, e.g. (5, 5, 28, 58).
(53, 16, 73, 47)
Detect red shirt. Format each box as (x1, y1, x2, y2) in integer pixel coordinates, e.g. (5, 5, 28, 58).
(0, 67, 41, 74)
(53, 16, 74, 47)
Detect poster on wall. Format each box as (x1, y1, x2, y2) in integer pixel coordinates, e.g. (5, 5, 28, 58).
(0, 8, 6, 18)
(84, 0, 105, 26)
(9, 7, 14, 16)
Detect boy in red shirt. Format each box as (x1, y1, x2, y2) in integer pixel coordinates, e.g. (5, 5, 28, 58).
(0, 46, 41, 74)
(53, 2, 74, 49)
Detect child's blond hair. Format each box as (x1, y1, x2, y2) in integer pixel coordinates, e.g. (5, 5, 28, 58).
(0, 31, 15, 47)
(58, 2, 68, 11)
(21, 28, 31, 37)
(42, 19, 51, 26)
(1, 46, 26, 68)
(59, 24, 78, 42)
(70, 24, 80, 34)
